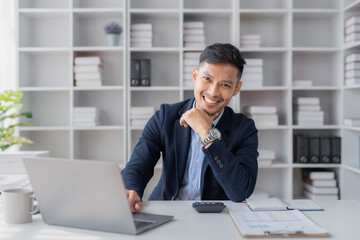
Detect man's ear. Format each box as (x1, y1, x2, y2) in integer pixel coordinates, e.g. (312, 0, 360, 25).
(193, 67, 198, 83)
(232, 80, 242, 96)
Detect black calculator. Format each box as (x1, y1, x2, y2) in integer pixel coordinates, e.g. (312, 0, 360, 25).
(192, 201, 226, 213)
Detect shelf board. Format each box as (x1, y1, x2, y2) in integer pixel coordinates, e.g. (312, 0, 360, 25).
(239, 9, 288, 14)
(129, 8, 179, 13)
(240, 47, 288, 52)
(130, 86, 180, 91)
(18, 9, 69, 17)
(259, 162, 290, 169)
(130, 47, 180, 52)
(293, 163, 341, 168)
(241, 86, 288, 91)
(292, 9, 340, 14)
(292, 125, 341, 129)
(129, 126, 145, 131)
(343, 126, 360, 132)
(19, 47, 69, 52)
(343, 164, 360, 174)
(256, 125, 290, 130)
(72, 46, 124, 52)
(292, 47, 340, 52)
(343, 41, 360, 50)
(19, 126, 70, 131)
(343, 0, 360, 12)
(73, 126, 124, 131)
(72, 86, 124, 91)
(19, 87, 70, 91)
(182, 47, 205, 52)
(183, 9, 232, 14)
(343, 84, 360, 90)
(72, 8, 123, 13)
(292, 86, 340, 91)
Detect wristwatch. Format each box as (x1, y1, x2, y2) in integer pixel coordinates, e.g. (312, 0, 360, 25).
(201, 128, 221, 147)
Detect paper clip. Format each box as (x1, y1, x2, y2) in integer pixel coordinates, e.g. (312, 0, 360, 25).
(264, 230, 305, 237)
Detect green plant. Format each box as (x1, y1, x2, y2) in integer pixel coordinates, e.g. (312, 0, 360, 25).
(0, 90, 33, 151)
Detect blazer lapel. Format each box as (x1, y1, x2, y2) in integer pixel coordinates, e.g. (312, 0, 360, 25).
(174, 99, 194, 193)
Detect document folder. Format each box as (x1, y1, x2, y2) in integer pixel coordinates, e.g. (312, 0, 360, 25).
(229, 209, 330, 238)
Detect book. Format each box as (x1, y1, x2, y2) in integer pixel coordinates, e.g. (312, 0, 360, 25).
(345, 70, 360, 78)
(140, 59, 151, 86)
(295, 111, 324, 117)
(183, 29, 205, 35)
(130, 106, 155, 115)
(295, 97, 320, 105)
(74, 107, 98, 114)
(75, 80, 102, 87)
(345, 78, 360, 85)
(184, 35, 206, 42)
(74, 56, 102, 65)
(320, 137, 331, 163)
(241, 73, 263, 80)
(131, 42, 153, 48)
(131, 23, 152, 31)
(245, 58, 263, 66)
(130, 38, 153, 43)
(74, 65, 102, 73)
(75, 72, 102, 81)
(294, 105, 321, 112)
(296, 115, 324, 122)
(240, 34, 261, 40)
(294, 135, 309, 163)
(258, 149, 276, 160)
(246, 198, 324, 211)
(330, 136, 341, 164)
(257, 159, 273, 166)
(304, 190, 339, 200)
(183, 21, 205, 29)
(131, 59, 140, 86)
(345, 24, 360, 35)
(344, 118, 360, 126)
(249, 114, 278, 123)
(184, 42, 206, 48)
(345, 53, 360, 63)
(304, 183, 338, 194)
(303, 178, 336, 187)
(345, 16, 360, 28)
(293, 80, 313, 87)
(243, 106, 277, 114)
(345, 33, 360, 42)
(130, 31, 153, 38)
(302, 169, 335, 180)
(346, 62, 360, 71)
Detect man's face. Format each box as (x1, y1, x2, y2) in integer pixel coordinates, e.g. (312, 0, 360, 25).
(193, 62, 242, 116)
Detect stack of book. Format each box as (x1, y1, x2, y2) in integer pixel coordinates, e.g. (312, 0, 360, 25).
(242, 58, 263, 89)
(344, 118, 360, 126)
(131, 59, 151, 86)
(73, 107, 100, 127)
(240, 34, 261, 48)
(131, 23, 153, 48)
(243, 106, 279, 128)
(130, 106, 155, 127)
(74, 56, 103, 87)
(293, 80, 313, 87)
(302, 169, 339, 200)
(294, 97, 324, 126)
(183, 22, 206, 48)
(183, 51, 201, 87)
(345, 16, 360, 43)
(257, 149, 276, 166)
(345, 53, 360, 86)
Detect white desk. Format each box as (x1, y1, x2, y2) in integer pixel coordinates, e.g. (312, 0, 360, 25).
(0, 200, 358, 239)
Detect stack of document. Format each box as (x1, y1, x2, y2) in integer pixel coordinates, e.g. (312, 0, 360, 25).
(242, 59, 263, 89)
(183, 22, 206, 48)
(243, 106, 279, 128)
(293, 97, 324, 126)
(302, 169, 339, 200)
(257, 150, 276, 166)
(246, 197, 324, 211)
(183, 51, 201, 87)
(345, 53, 360, 86)
(74, 56, 103, 87)
(240, 34, 261, 48)
(345, 16, 360, 43)
(73, 107, 100, 127)
(131, 23, 153, 48)
(130, 106, 155, 127)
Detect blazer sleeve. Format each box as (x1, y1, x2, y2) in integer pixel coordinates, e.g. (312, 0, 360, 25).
(202, 118, 258, 202)
(121, 105, 165, 198)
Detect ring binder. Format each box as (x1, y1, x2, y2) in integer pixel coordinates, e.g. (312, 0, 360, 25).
(264, 230, 304, 237)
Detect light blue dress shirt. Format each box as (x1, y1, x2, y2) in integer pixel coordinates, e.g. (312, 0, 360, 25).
(176, 101, 224, 200)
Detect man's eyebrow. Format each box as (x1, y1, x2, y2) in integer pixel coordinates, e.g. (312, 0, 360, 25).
(221, 80, 234, 85)
(201, 71, 214, 79)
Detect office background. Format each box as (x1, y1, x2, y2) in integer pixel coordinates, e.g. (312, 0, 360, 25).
(1, 0, 360, 201)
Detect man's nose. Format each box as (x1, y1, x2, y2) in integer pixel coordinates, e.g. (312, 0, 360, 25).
(208, 83, 220, 96)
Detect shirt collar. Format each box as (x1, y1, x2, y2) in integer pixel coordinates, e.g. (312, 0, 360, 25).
(192, 99, 224, 128)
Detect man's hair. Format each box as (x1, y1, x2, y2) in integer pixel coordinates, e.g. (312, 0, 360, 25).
(199, 43, 246, 81)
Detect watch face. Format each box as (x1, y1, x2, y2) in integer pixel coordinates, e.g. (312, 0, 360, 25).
(210, 128, 221, 139)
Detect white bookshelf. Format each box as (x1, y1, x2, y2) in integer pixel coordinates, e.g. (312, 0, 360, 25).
(14, 0, 360, 201)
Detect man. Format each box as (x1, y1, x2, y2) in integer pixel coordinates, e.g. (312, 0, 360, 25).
(122, 43, 258, 213)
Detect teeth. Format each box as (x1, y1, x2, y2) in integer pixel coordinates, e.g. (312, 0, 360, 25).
(204, 97, 217, 104)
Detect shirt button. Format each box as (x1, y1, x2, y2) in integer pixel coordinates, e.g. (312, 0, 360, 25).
(192, 181, 196, 185)
(196, 159, 199, 164)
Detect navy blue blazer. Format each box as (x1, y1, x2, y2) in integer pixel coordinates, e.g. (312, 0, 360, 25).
(122, 98, 258, 202)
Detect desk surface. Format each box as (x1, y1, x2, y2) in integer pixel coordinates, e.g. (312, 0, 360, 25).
(0, 200, 358, 239)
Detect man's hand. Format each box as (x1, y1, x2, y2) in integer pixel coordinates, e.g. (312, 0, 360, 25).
(179, 108, 219, 139)
(126, 190, 143, 213)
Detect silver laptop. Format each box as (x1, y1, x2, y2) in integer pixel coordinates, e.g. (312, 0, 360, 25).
(23, 157, 173, 235)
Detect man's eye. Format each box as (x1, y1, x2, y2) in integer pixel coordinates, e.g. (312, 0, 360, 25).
(203, 76, 210, 81)
(222, 83, 231, 88)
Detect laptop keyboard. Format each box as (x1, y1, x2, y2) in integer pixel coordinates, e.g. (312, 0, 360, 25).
(134, 220, 154, 229)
